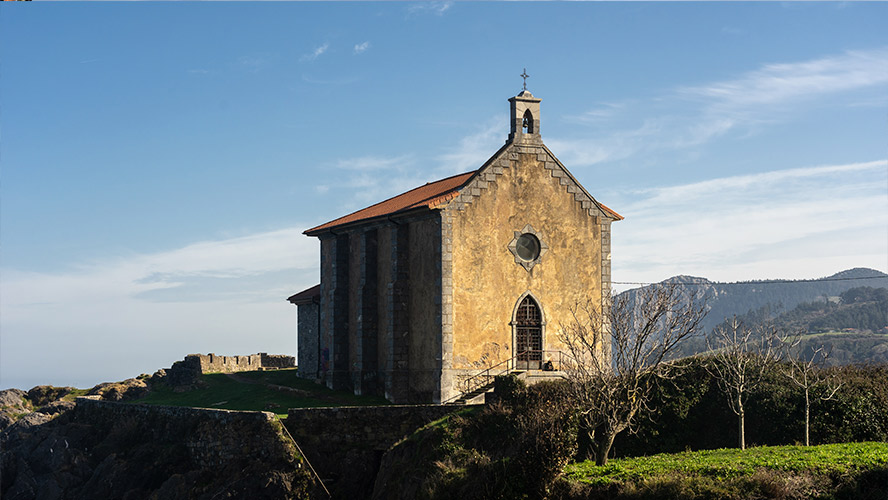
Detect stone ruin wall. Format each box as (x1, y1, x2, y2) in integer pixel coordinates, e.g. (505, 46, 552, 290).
(189, 352, 295, 374)
(162, 353, 295, 388)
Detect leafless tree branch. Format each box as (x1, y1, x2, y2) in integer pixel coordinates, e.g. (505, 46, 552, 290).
(559, 283, 705, 465)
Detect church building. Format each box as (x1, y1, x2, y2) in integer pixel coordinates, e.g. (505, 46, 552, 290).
(288, 88, 622, 404)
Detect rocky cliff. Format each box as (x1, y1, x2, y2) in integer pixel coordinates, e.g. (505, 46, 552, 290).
(1, 396, 315, 499)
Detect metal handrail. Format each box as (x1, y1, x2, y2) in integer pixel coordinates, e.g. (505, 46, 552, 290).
(442, 350, 570, 404)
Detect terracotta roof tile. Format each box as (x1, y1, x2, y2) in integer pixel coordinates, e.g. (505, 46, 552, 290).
(304, 171, 476, 234)
(599, 203, 623, 220)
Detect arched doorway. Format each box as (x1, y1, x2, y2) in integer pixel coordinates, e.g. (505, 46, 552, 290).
(514, 295, 543, 370)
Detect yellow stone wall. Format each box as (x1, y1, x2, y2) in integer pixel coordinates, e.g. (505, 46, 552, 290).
(449, 152, 602, 371)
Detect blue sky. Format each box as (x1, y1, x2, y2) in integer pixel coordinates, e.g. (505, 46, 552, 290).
(2, 2, 886, 390)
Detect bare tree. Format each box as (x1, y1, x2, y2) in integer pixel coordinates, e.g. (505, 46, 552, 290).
(783, 339, 842, 446)
(707, 317, 784, 450)
(559, 283, 705, 466)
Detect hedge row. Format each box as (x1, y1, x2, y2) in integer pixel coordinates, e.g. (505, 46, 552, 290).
(612, 358, 888, 457)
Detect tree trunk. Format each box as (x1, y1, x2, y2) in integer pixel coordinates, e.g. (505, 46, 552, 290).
(804, 388, 810, 447)
(594, 431, 616, 466)
(738, 404, 746, 450)
(579, 427, 596, 461)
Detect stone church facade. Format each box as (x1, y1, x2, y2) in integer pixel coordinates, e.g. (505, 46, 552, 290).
(289, 90, 622, 404)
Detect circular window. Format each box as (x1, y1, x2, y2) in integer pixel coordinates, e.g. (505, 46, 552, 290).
(515, 233, 541, 262)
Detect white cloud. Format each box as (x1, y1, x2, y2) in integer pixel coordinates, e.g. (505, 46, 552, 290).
(435, 116, 505, 175)
(314, 154, 424, 208)
(300, 43, 329, 62)
(1, 227, 319, 390)
(301, 74, 361, 86)
(637, 160, 884, 205)
(354, 41, 370, 55)
(553, 47, 888, 168)
(562, 101, 629, 124)
(681, 47, 888, 110)
(408, 2, 452, 16)
(610, 160, 888, 285)
(4, 227, 318, 309)
(333, 154, 414, 171)
(316, 118, 505, 213)
(237, 55, 267, 73)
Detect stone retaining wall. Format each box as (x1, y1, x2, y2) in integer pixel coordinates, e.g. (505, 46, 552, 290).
(0, 397, 316, 499)
(284, 404, 476, 498)
(74, 397, 290, 468)
(285, 404, 466, 452)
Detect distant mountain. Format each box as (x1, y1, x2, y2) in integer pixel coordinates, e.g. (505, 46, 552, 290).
(692, 285, 888, 365)
(619, 267, 888, 334)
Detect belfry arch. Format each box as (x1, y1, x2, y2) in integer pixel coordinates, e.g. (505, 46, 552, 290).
(511, 292, 545, 370)
(522, 109, 534, 134)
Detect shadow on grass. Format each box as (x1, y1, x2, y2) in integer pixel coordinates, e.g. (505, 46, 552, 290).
(131, 368, 390, 417)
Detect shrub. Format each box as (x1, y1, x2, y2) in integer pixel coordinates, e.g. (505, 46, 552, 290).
(422, 379, 577, 499)
(613, 357, 888, 455)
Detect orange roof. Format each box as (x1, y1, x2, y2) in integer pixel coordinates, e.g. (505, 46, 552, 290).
(599, 203, 623, 221)
(305, 171, 476, 235)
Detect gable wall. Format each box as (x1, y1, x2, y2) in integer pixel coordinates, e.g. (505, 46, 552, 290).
(444, 146, 605, 397)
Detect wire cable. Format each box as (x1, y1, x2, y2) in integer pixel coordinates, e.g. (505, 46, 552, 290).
(613, 275, 888, 287)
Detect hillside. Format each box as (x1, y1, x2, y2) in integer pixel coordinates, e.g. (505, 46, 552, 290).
(619, 267, 888, 334)
(679, 286, 888, 364)
(619, 267, 888, 362)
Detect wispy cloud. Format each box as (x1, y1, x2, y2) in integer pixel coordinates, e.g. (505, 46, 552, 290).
(333, 154, 413, 171)
(300, 43, 329, 62)
(354, 41, 371, 55)
(408, 2, 452, 16)
(435, 117, 505, 175)
(1, 228, 318, 389)
(720, 26, 746, 36)
(4, 228, 317, 308)
(313, 153, 424, 208)
(301, 74, 361, 86)
(553, 47, 888, 168)
(237, 55, 267, 73)
(681, 48, 888, 109)
(610, 159, 888, 285)
(563, 101, 630, 124)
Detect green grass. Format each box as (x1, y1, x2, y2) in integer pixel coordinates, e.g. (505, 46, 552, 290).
(565, 442, 888, 486)
(62, 388, 91, 401)
(131, 368, 390, 418)
(795, 330, 863, 340)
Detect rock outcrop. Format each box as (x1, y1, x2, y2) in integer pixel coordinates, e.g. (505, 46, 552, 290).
(1, 398, 316, 499)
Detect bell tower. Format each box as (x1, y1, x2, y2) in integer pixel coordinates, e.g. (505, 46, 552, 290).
(508, 90, 542, 145)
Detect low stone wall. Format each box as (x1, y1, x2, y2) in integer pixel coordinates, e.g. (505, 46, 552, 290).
(284, 404, 476, 499)
(194, 352, 295, 373)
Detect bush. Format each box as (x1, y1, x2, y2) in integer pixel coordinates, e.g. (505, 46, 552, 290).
(612, 357, 888, 456)
(407, 379, 577, 500)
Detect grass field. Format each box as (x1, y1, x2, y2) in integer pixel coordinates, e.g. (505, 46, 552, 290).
(565, 441, 888, 486)
(131, 368, 389, 418)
